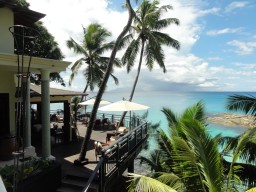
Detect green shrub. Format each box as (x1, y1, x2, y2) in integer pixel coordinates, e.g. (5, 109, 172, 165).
(0, 157, 54, 190)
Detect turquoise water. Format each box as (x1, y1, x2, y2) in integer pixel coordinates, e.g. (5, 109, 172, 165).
(52, 91, 256, 137)
(101, 91, 255, 137)
(51, 91, 255, 171)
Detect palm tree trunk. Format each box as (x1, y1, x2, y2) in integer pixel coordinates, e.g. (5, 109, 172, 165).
(80, 83, 89, 102)
(74, 0, 134, 164)
(119, 40, 145, 126)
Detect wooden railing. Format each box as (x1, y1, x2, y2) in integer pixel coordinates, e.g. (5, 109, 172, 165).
(96, 112, 144, 129)
(82, 115, 148, 192)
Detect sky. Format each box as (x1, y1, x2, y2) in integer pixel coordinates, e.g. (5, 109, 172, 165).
(26, 0, 256, 93)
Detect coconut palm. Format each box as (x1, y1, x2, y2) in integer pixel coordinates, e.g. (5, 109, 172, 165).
(74, 0, 136, 164)
(70, 96, 82, 129)
(130, 101, 256, 191)
(226, 94, 256, 118)
(137, 149, 167, 173)
(67, 23, 121, 102)
(119, 0, 180, 123)
(129, 102, 224, 191)
(128, 173, 180, 192)
(162, 101, 225, 192)
(224, 127, 256, 191)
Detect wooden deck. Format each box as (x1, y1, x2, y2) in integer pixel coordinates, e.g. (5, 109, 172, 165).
(51, 122, 116, 178)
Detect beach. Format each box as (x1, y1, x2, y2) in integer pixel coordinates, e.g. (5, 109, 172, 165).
(207, 113, 256, 128)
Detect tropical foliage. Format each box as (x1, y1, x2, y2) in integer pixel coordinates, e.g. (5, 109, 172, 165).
(120, 0, 180, 122)
(123, 0, 180, 95)
(10, 0, 66, 86)
(129, 101, 256, 192)
(67, 23, 121, 101)
(75, 0, 135, 163)
(0, 157, 54, 190)
(9, 0, 30, 8)
(30, 21, 65, 86)
(227, 94, 256, 118)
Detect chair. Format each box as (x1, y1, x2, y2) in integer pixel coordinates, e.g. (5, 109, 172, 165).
(102, 118, 110, 129)
(94, 119, 102, 129)
(53, 126, 64, 144)
(117, 126, 128, 134)
(82, 117, 89, 125)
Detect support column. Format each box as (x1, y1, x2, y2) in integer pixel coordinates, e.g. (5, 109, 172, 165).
(24, 79, 36, 157)
(40, 70, 54, 159)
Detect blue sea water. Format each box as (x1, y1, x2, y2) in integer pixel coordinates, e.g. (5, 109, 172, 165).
(101, 91, 256, 137)
(52, 91, 256, 137)
(51, 91, 255, 172)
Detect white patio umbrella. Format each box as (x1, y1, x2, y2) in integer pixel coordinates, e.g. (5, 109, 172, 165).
(98, 100, 149, 111)
(98, 100, 150, 133)
(78, 98, 111, 106)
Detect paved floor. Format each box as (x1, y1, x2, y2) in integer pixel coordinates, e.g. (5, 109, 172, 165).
(0, 122, 116, 179)
(50, 122, 115, 178)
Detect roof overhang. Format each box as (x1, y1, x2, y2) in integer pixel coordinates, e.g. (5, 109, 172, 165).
(30, 84, 88, 97)
(0, 52, 71, 73)
(0, 0, 45, 25)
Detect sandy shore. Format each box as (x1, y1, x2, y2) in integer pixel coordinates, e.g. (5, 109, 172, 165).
(207, 113, 256, 128)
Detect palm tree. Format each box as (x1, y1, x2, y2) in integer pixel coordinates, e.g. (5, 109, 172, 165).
(74, 0, 136, 164)
(70, 96, 82, 130)
(130, 101, 256, 191)
(67, 23, 121, 102)
(227, 94, 256, 119)
(137, 149, 167, 173)
(128, 173, 180, 192)
(129, 102, 224, 191)
(119, 0, 180, 124)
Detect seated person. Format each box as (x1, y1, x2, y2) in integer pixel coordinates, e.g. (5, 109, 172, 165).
(94, 141, 103, 160)
(94, 119, 102, 129)
(102, 118, 110, 128)
(114, 121, 120, 129)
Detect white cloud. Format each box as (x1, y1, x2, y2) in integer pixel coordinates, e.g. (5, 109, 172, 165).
(206, 28, 242, 36)
(208, 57, 223, 61)
(227, 40, 256, 55)
(26, 0, 253, 92)
(225, 1, 249, 13)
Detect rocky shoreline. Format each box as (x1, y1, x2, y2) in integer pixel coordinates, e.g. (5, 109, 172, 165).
(207, 113, 256, 128)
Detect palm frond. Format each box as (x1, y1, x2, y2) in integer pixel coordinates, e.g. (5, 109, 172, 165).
(154, 18, 179, 30)
(121, 38, 140, 72)
(137, 150, 166, 172)
(128, 173, 178, 192)
(66, 37, 87, 56)
(226, 94, 256, 117)
(161, 107, 178, 127)
(156, 172, 184, 191)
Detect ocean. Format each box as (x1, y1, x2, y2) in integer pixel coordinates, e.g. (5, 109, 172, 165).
(51, 91, 255, 174)
(97, 91, 254, 137)
(52, 91, 255, 137)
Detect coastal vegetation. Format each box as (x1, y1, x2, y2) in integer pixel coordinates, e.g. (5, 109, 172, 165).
(66, 23, 121, 102)
(0, 157, 60, 192)
(66, 23, 122, 130)
(120, 0, 180, 123)
(7, 0, 256, 191)
(75, 0, 180, 163)
(227, 94, 256, 118)
(74, 0, 135, 164)
(128, 101, 256, 191)
(7, 0, 66, 86)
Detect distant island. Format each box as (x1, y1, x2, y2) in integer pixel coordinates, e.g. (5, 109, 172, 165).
(207, 113, 256, 128)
